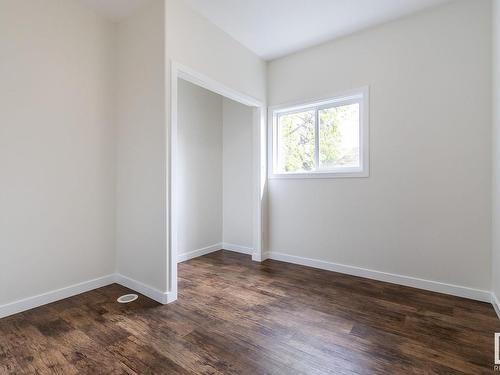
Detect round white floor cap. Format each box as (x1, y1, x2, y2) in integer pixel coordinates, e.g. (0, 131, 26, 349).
(117, 294, 138, 303)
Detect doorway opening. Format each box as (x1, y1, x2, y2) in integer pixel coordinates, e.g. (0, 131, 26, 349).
(168, 62, 266, 301)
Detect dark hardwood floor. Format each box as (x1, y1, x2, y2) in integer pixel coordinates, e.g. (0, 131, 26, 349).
(1, 250, 499, 374)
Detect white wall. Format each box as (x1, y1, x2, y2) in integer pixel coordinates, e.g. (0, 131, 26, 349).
(177, 83, 254, 257)
(0, 0, 116, 305)
(166, 0, 266, 103)
(115, 0, 167, 291)
(0, 0, 266, 304)
(223, 99, 254, 249)
(4, 0, 491, 310)
(162, 0, 266, 291)
(177, 80, 223, 256)
(267, 0, 492, 291)
(115, 0, 268, 295)
(493, 0, 500, 303)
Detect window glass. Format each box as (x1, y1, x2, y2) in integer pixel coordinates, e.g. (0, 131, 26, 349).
(277, 110, 315, 173)
(319, 103, 360, 169)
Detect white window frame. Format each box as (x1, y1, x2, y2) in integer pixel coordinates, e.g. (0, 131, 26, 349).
(268, 86, 370, 179)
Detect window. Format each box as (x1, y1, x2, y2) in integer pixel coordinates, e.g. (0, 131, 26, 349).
(269, 87, 369, 178)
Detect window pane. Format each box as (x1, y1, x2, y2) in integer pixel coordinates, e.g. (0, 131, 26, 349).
(319, 103, 360, 169)
(277, 110, 315, 173)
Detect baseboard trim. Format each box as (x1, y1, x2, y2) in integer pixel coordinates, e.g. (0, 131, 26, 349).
(114, 274, 174, 304)
(2, 253, 493, 319)
(265, 251, 491, 303)
(221, 242, 254, 255)
(177, 243, 222, 263)
(0, 274, 115, 319)
(252, 253, 264, 262)
(177, 242, 254, 263)
(0, 273, 178, 319)
(491, 293, 500, 319)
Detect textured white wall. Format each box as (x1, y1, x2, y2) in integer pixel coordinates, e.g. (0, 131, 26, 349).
(492, 0, 500, 302)
(177, 80, 223, 256)
(0, 0, 116, 305)
(115, 0, 167, 290)
(223, 99, 254, 249)
(267, 0, 492, 290)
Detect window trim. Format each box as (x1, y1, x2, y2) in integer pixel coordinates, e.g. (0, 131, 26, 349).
(268, 86, 370, 179)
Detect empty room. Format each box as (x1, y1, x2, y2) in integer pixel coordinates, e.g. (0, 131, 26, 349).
(1, 0, 500, 374)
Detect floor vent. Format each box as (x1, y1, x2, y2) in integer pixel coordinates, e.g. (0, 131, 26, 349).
(117, 294, 138, 304)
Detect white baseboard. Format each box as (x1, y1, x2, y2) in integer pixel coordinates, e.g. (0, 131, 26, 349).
(0, 274, 115, 319)
(265, 251, 492, 303)
(177, 243, 222, 263)
(221, 242, 254, 255)
(0, 273, 177, 319)
(177, 242, 257, 263)
(252, 253, 264, 262)
(492, 293, 500, 319)
(2, 253, 495, 320)
(114, 273, 175, 304)
(176, 242, 254, 263)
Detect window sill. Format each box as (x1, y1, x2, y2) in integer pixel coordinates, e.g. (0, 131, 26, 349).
(269, 170, 369, 179)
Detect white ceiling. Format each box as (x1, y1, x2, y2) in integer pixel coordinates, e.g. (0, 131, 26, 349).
(78, 0, 151, 21)
(183, 0, 453, 60)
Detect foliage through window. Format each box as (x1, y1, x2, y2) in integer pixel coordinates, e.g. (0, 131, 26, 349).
(271, 89, 368, 178)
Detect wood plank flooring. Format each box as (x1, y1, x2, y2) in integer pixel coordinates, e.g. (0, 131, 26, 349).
(1, 250, 499, 374)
